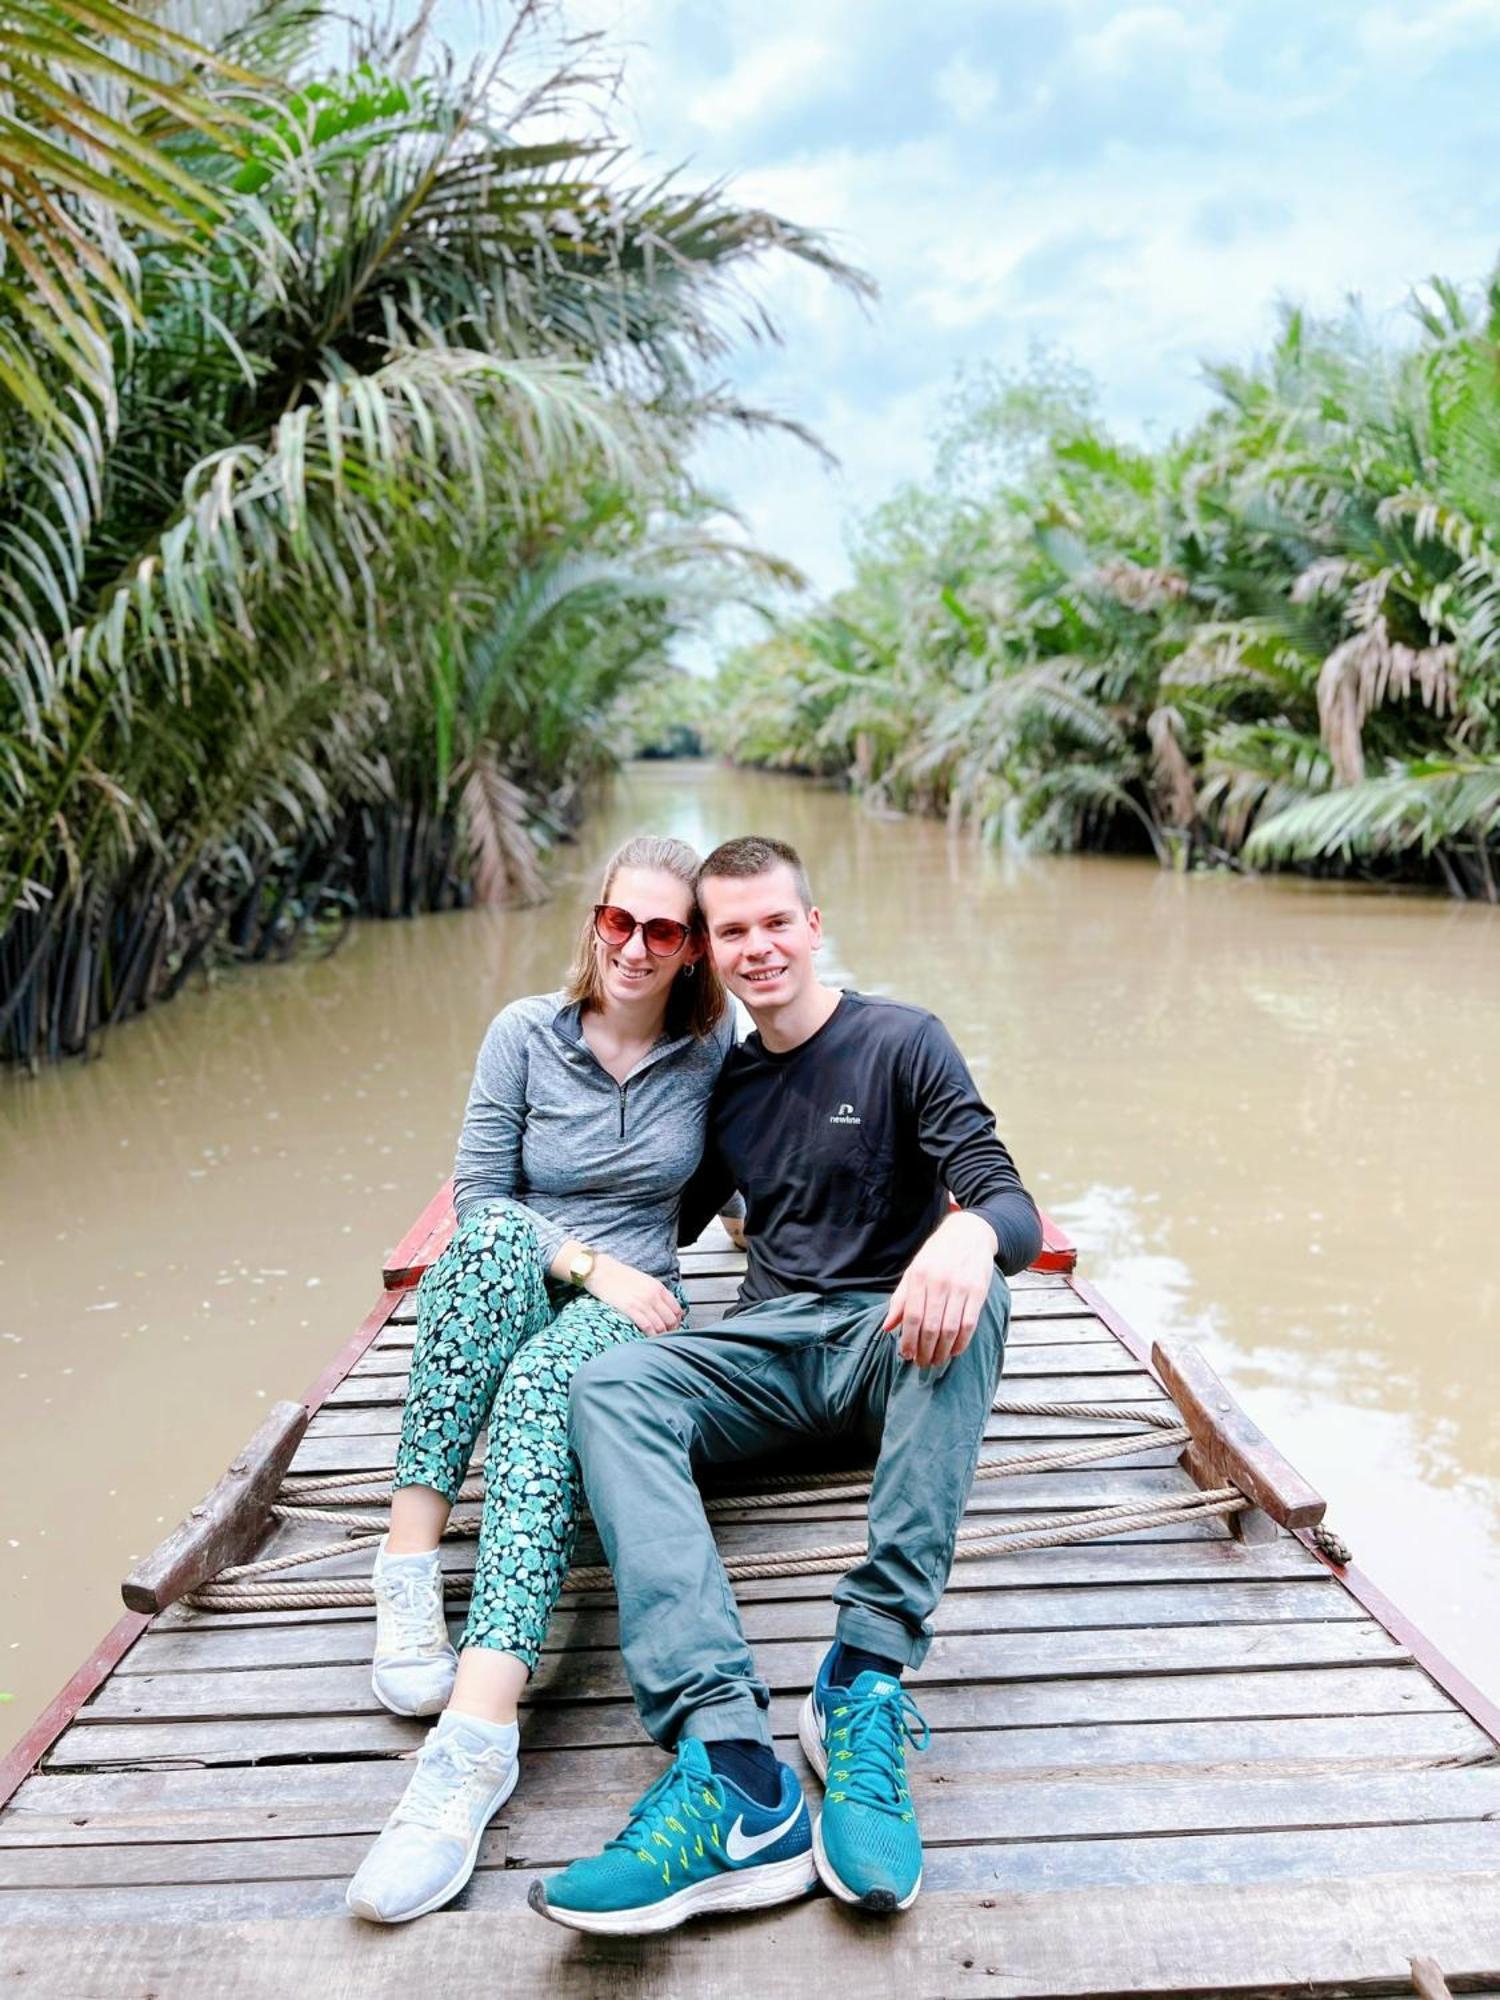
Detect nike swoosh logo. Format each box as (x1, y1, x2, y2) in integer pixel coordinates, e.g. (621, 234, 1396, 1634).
(724, 1801, 805, 1862)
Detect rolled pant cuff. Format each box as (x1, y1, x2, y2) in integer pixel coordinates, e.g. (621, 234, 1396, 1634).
(677, 1699, 774, 1751)
(835, 1605, 931, 1670)
(392, 1468, 465, 1507)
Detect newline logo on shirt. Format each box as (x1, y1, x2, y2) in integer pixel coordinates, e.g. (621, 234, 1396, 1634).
(829, 1102, 862, 1125)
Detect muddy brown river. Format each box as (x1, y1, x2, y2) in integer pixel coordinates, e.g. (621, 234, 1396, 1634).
(2, 760, 1497, 1756)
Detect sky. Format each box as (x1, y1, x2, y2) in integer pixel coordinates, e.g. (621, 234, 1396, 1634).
(452, 0, 1500, 599)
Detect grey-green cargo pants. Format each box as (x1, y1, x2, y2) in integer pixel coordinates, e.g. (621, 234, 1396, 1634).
(567, 1274, 1010, 1748)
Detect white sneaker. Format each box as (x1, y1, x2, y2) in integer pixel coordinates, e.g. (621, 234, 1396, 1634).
(370, 1537, 458, 1717)
(346, 1715, 520, 1923)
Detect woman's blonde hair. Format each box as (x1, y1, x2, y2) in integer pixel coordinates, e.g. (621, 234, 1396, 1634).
(563, 833, 726, 1039)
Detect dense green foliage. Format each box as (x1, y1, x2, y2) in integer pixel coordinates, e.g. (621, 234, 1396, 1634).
(715, 298, 1500, 899)
(0, 0, 865, 1063)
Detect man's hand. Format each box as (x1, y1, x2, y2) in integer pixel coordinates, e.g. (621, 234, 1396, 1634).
(881, 1211, 999, 1368)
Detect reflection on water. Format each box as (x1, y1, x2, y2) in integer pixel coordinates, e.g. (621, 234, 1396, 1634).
(2, 760, 1497, 1754)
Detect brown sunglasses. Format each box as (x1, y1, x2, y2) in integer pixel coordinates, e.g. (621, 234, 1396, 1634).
(593, 903, 693, 957)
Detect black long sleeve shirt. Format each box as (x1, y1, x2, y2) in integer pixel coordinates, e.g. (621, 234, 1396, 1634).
(679, 990, 1042, 1304)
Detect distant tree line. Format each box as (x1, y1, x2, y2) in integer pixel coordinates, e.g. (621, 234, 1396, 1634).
(0, 0, 864, 1064)
(712, 297, 1500, 901)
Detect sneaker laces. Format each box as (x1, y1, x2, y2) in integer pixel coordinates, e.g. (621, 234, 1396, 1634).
(605, 1754, 725, 1873)
(391, 1731, 507, 1842)
(825, 1685, 930, 1818)
(378, 1560, 445, 1654)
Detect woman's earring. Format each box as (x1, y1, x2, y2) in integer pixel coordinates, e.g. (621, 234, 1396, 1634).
(680, 962, 696, 979)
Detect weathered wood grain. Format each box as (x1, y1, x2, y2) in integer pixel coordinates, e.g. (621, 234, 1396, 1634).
(9, 1762, 1500, 1892)
(39, 1660, 1456, 1770)
(287, 1403, 1181, 1470)
(342, 1341, 1152, 1388)
(11, 1819, 1500, 1921)
(10, 1218, 1495, 1998)
(1154, 1340, 1326, 1531)
(3, 1872, 1499, 1994)
(73, 1620, 1408, 1726)
(321, 1366, 1172, 1409)
(119, 1578, 1363, 1678)
(372, 1313, 1117, 1357)
(302, 1399, 1168, 1441)
(7, 1710, 1492, 1853)
(136, 1535, 1330, 1644)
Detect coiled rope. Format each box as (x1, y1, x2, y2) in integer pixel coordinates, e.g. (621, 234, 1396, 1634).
(180, 1395, 1259, 1613)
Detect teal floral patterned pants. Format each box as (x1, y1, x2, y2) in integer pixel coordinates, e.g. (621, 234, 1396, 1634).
(393, 1205, 644, 1670)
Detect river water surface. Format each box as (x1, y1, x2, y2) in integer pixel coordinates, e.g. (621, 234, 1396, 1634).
(3, 760, 1497, 1756)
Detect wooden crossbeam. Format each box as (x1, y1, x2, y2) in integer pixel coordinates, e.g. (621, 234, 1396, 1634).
(1153, 1339, 1325, 1533)
(121, 1402, 309, 1614)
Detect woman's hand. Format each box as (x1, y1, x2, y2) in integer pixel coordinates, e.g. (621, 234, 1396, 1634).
(585, 1253, 684, 1336)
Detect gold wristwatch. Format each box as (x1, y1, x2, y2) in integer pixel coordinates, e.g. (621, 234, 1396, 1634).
(567, 1246, 596, 1287)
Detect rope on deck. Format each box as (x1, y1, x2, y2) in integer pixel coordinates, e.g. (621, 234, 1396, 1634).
(275, 1419, 1191, 1523)
(270, 1396, 1188, 1512)
(185, 1491, 1250, 1610)
(180, 1395, 1244, 1613)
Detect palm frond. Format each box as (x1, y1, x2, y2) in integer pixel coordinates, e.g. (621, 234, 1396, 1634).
(1245, 758, 1500, 863)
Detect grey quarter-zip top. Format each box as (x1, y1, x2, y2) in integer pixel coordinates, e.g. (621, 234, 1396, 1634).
(453, 991, 737, 1284)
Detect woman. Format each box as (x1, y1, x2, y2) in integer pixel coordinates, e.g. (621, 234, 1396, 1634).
(347, 833, 734, 1925)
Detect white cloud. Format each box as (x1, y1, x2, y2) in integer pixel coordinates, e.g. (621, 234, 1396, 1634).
(1072, 5, 1223, 76)
(1357, 0, 1500, 66)
(683, 33, 845, 132)
(533, 0, 1500, 596)
(932, 55, 1000, 125)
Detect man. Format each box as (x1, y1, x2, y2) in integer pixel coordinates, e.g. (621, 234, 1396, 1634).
(529, 835, 1041, 1936)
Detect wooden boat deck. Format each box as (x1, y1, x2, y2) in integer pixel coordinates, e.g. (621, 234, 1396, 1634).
(3, 1207, 1498, 1996)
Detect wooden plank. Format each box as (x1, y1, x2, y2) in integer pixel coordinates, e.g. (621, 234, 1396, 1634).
(288, 1405, 1178, 1467)
(320, 1367, 1171, 1409)
(121, 1578, 1365, 1676)
(2, 1872, 1499, 1995)
(1153, 1339, 1325, 1531)
(365, 1299, 1118, 1346)
(40, 1660, 1456, 1769)
(0, 1831, 401, 1889)
(1293, 1519, 1500, 1753)
(0, 1613, 151, 1815)
(342, 1339, 1149, 1381)
(436, 1765, 1500, 1868)
(5, 1820, 1499, 1920)
(7, 1710, 1491, 1852)
(297, 1291, 403, 1417)
(916, 1822, 1500, 1896)
(1074, 1273, 1500, 1751)
(301, 1399, 1152, 1440)
(226, 1518, 1241, 1592)
(72, 1621, 1408, 1724)
(259, 1466, 1224, 1542)
(121, 1403, 309, 1616)
(10, 1756, 1500, 1891)
(150, 1535, 1330, 1632)
(376, 1271, 1078, 1323)
(187, 1514, 1244, 1597)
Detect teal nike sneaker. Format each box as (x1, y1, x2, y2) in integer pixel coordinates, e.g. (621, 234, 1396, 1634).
(798, 1653, 929, 1912)
(528, 1737, 815, 1936)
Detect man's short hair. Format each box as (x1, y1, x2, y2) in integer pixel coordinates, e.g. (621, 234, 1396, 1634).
(698, 835, 814, 911)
